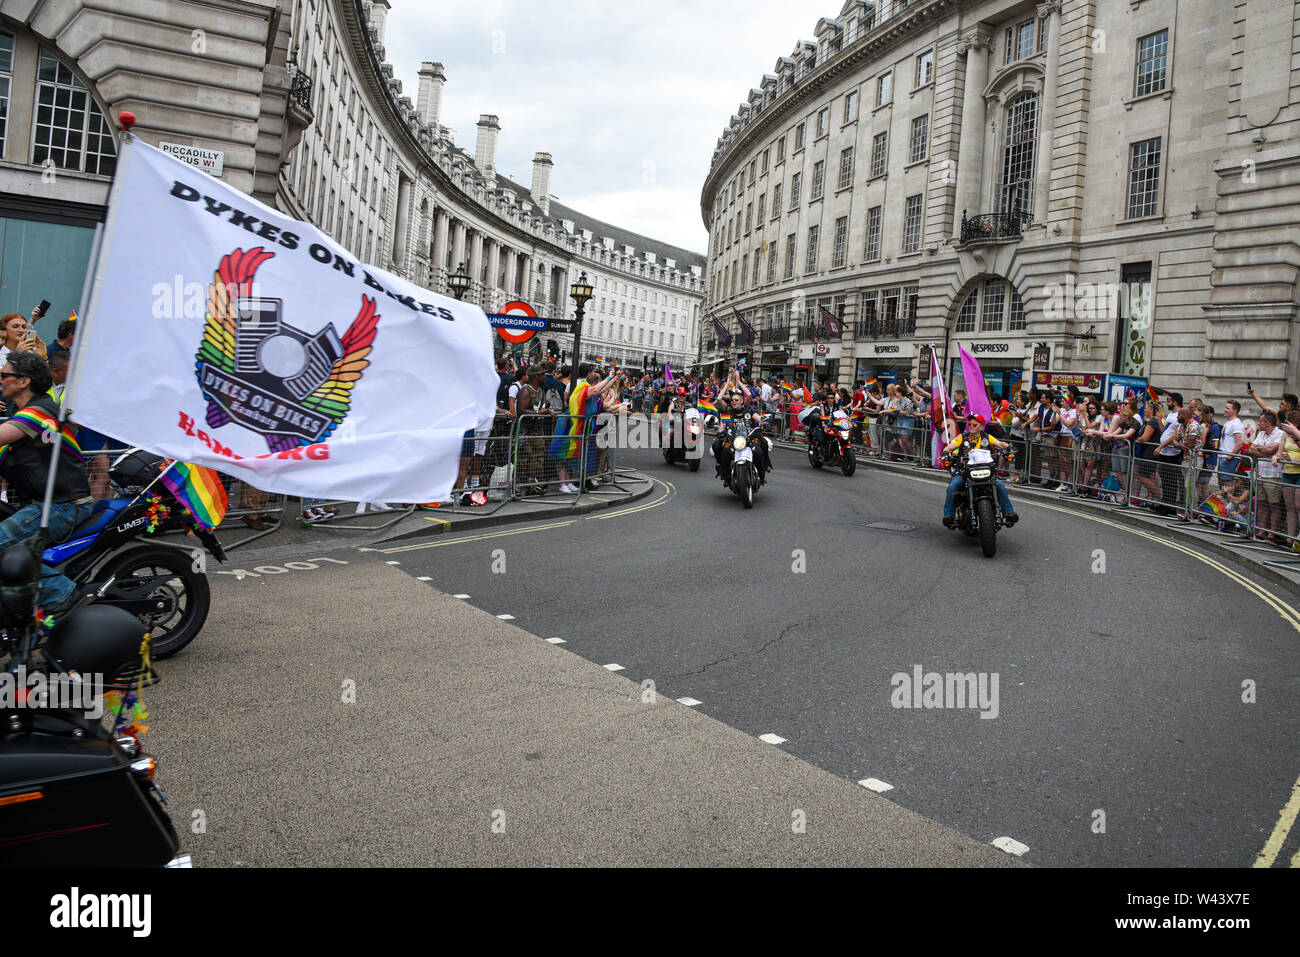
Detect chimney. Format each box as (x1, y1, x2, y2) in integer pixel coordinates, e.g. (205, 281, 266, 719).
(475, 114, 500, 182)
(417, 61, 446, 128)
(368, 0, 392, 47)
(531, 152, 553, 216)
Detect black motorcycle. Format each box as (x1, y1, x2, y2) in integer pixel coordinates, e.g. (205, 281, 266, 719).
(718, 415, 768, 508)
(662, 405, 703, 472)
(946, 447, 1013, 558)
(0, 546, 188, 866)
(26, 451, 227, 658)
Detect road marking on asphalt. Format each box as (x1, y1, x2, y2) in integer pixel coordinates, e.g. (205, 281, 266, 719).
(759, 733, 787, 745)
(676, 697, 702, 707)
(585, 479, 674, 520)
(385, 561, 400, 565)
(1254, 773, 1300, 869)
(453, 594, 470, 599)
(378, 520, 577, 553)
(497, 614, 516, 620)
(858, 778, 894, 793)
(546, 637, 566, 644)
(992, 837, 1030, 856)
(603, 663, 625, 672)
(422, 516, 451, 527)
(417, 576, 433, 582)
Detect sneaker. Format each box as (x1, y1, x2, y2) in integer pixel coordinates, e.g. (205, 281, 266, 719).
(299, 509, 321, 525)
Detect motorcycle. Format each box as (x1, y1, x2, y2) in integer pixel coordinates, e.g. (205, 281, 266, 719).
(662, 406, 703, 472)
(21, 450, 228, 659)
(718, 414, 769, 509)
(805, 407, 857, 477)
(0, 545, 189, 866)
(946, 446, 1013, 558)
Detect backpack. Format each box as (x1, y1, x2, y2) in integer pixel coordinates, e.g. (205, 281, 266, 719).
(495, 373, 513, 412)
(541, 378, 565, 414)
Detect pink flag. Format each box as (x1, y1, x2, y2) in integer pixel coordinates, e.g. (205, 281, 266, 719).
(929, 348, 954, 468)
(958, 343, 993, 426)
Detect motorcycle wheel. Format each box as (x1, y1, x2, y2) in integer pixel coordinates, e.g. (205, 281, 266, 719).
(976, 498, 997, 558)
(841, 448, 856, 477)
(738, 464, 754, 508)
(808, 449, 822, 469)
(92, 546, 211, 658)
(688, 458, 701, 472)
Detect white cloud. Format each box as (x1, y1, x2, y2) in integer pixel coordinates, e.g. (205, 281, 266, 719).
(383, 0, 825, 252)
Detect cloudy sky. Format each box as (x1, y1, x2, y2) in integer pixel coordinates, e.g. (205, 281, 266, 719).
(384, 1, 830, 254)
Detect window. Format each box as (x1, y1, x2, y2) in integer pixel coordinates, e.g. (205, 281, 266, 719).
(1127, 137, 1162, 218)
(1009, 288, 1026, 331)
(871, 131, 888, 177)
(980, 279, 1006, 332)
(776, 136, 786, 163)
(1114, 262, 1153, 375)
(795, 121, 806, 150)
(762, 148, 770, 173)
(0, 33, 11, 153)
(909, 115, 929, 163)
(877, 71, 892, 106)
(784, 234, 797, 278)
(1001, 92, 1038, 215)
(865, 206, 882, 261)
(757, 193, 766, 222)
(753, 247, 762, 289)
(768, 244, 777, 282)
(745, 203, 753, 233)
(1006, 19, 1040, 63)
(772, 182, 783, 216)
(832, 216, 848, 268)
(31, 50, 117, 175)
(903, 194, 923, 253)
(860, 291, 877, 324)
(915, 50, 934, 87)
(904, 286, 920, 321)
(805, 225, 820, 273)
(812, 160, 825, 200)
(1135, 29, 1169, 97)
(741, 253, 748, 289)
(816, 107, 829, 138)
(845, 90, 859, 123)
(749, 160, 756, 184)
(956, 294, 978, 333)
(838, 147, 854, 189)
(790, 171, 802, 207)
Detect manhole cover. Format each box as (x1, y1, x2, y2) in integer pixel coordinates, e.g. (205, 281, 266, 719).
(863, 521, 917, 532)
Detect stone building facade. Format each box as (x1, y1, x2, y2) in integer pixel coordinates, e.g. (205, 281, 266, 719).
(0, 0, 705, 370)
(699, 0, 1300, 407)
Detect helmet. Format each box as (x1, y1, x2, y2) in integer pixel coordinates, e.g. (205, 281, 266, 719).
(46, 605, 147, 681)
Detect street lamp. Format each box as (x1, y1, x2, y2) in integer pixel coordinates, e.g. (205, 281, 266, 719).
(568, 271, 594, 398)
(448, 261, 471, 301)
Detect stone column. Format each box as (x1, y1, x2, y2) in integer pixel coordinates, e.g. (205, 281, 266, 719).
(1033, 0, 1063, 221)
(486, 241, 502, 309)
(452, 221, 466, 272)
(433, 210, 450, 287)
(520, 254, 533, 300)
(504, 249, 518, 298)
(954, 29, 993, 239)
(469, 230, 484, 304)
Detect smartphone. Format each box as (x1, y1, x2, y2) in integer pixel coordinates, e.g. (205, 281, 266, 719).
(1247, 382, 1252, 393)
(37, 299, 50, 318)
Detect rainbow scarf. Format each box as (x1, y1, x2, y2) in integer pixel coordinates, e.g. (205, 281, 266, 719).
(160, 461, 229, 530)
(0, 405, 83, 469)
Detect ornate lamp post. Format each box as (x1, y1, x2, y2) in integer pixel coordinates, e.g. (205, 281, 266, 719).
(447, 262, 471, 301)
(568, 271, 594, 398)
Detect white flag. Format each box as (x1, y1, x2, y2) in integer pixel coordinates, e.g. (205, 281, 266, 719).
(68, 137, 498, 503)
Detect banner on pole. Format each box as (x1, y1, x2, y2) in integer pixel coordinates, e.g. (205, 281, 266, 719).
(68, 137, 498, 504)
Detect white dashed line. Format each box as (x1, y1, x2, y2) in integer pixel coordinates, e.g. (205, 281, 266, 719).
(453, 594, 470, 599)
(991, 836, 1030, 856)
(417, 577, 433, 582)
(858, 778, 894, 794)
(603, 663, 625, 672)
(758, 733, 787, 745)
(385, 561, 400, 565)
(497, 614, 516, 620)
(546, 637, 566, 644)
(676, 697, 702, 707)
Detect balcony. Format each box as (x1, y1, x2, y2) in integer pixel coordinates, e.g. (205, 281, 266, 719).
(760, 325, 790, 345)
(855, 315, 917, 339)
(960, 210, 1032, 244)
(286, 68, 315, 140)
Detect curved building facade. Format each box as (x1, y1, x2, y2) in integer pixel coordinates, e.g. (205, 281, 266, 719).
(699, 0, 1300, 405)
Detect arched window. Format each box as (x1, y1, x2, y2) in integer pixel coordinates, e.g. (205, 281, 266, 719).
(954, 278, 1027, 334)
(1000, 91, 1037, 217)
(31, 50, 115, 175)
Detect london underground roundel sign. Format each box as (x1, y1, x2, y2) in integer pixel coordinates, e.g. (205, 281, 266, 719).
(497, 301, 538, 345)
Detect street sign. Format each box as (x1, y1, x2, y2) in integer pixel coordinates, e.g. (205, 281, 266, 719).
(815, 343, 829, 356)
(159, 142, 224, 177)
(491, 301, 540, 345)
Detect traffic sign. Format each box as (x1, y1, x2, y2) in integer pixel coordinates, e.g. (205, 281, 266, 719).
(494, 300, 539, 345)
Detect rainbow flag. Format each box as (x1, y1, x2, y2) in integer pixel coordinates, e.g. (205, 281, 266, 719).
(698, 398, 718, 415)
(0, 404, 83, 469)
(863, 378, 878, 388)
(717, 410, 732, 424)
(850, 409, 866, 426)
(1147, 386, 1159, 402)
(1199, 494, 1230, 518)
(67, 309, 78, 323)
(549, 381, 594, 461)
(160, 461, 229, 529)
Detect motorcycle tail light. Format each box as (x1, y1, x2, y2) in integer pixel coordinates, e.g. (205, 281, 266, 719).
(130, 756, 157, 781)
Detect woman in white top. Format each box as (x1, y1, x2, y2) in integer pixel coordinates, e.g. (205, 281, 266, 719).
(0, 310, 47, 364)
(1052, 396, 1080, 492)
(1249, 411, 1285, 543)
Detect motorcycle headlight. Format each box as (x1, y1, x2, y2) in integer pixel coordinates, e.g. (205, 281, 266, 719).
(733, 435, 747, 451)
(970, 468, 992, 479)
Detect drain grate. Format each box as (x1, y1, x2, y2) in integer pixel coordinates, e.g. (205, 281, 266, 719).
(863, 521, 917, 532)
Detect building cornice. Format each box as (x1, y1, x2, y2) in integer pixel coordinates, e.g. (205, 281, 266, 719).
(700, 0, 967, 222)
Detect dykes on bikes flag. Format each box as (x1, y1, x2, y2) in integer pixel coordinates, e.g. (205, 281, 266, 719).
(66, 136, 498, 503)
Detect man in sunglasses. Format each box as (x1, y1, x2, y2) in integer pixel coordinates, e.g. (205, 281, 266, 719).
(0, 351, 94, 611)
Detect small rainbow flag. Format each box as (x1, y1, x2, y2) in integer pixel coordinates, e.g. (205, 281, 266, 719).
(863, 378, 878, 388)
(159, 461, 229, 530)
(851, 409, 866, 426)
(1198, 494, 1230, 518)
(1147, 386, 1159, 402)
(67, 309, 78, 323)
(698, 398, 718, 415)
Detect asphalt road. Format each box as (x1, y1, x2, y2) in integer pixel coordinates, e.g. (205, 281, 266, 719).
(373, 443, 1300, 867)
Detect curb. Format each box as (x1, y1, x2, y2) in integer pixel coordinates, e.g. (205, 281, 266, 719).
(768, 438, 1300, 599)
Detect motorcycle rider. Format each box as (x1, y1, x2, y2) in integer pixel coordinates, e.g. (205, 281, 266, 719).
(940, 413, 1019, 528)
(0, 350, 95, 610)
(712, 373, 770, 485)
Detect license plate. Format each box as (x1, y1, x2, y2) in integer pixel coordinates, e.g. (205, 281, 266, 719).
(735, 447, 753, 463)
